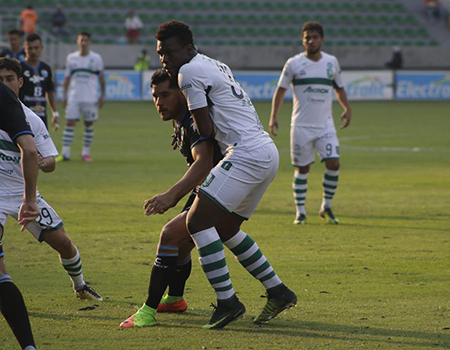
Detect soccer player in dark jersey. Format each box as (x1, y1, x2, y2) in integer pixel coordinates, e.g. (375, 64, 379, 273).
(0, 80, 39, 349)
(0, 29, 26, 62)
(19, 34, 59, 129)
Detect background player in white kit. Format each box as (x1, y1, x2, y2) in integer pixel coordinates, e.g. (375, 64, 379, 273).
(156, 21, 296, 330)
(269, 21, 352, 225)
(0, 58, 102, 302)
(58, 32, 105, 162)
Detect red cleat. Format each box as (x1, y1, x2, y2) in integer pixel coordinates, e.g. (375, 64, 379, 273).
(157, 298, 188, 313)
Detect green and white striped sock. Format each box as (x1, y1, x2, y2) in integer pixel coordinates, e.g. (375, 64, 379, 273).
(82, 126, 94, 156)
(224, 230, 282, 291)
(191, 227, 235, 301)
(322, 169, 339, 209)
(59, 249, 85, 291)
(293, 171, 308, 216)
(62, 126, 75, 158)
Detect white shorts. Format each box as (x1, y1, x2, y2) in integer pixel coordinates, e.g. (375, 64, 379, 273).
(290, 125, 340, 167)
(65, 101, 99, 122)
(199, 142, 279, 219)
(0, 193, 63, 256)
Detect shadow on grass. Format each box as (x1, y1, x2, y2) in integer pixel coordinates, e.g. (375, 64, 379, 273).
(340, 222, 450, 233)
(159, 317, 450, 348)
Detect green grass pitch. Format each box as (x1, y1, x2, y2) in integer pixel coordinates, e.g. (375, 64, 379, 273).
(1, 100, 450, 349)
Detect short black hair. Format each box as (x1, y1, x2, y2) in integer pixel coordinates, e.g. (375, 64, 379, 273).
(0, 57, 22, 78)
(155, 20, 194, 47)
(302, 21, 324, 38)
(150, 68, 179, 89)
(7, 29, 22, 37)
(26, 33, 42, 43)
(78, 31, 91, 39)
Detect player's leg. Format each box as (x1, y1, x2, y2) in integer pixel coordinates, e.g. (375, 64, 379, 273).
(42, 227, 102, 301)
(0, 227, 37, 350)
(316, 131, 340, 224)
(187, 192, 245, 329)
(80, 102, 99, 162)
(58, 101, 80, 161)
(159, 192, 196, 312)
(186, 144, 280, 329)
(291, 126, 315, 224)
(158, 240, 194, 313)
(215, 146, 297, 324)
(120, 212, 193, 328)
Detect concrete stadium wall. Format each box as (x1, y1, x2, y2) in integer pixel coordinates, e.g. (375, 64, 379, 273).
(48, 43, 450, 71)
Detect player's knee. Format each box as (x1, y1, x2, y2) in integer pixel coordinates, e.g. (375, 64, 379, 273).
(66, 120, 76, 127)
(297, 166, 310, 174)
(160, 223, 181, 247)
(326, 160, 340, 171)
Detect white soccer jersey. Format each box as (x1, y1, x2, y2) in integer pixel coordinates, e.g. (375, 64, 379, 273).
(65, 51, 104, 103)
(179, 54, 272, 153)
(0, 103, 58, 195)
(278, 52, 344, 129)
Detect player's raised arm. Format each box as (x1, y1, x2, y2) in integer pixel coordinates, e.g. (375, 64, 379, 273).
(269, 86, 287, 136)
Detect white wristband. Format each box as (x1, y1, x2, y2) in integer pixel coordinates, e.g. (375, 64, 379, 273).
(53, 111, 60, 118)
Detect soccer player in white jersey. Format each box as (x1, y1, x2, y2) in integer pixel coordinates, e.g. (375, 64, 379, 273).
(0, 58, 102, 305)
(269, 21, 352, 225)
(155, 21, 297, 329)
(58, 32, 105, 162)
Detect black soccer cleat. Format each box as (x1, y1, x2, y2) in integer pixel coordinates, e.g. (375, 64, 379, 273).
(203, 296, 246, 330)
(254, 285, 297, 324)
(319, 207, 339, 224)
(293, 213, 307, 225)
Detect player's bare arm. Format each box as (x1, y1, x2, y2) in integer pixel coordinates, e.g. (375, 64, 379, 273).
(334, 87, 352, 129)
(190, 106, 214, 138)
(269, 86, 287, 136)
(144, 140, 215, 216)
(98, 72, 105, 108)
(38, 154, 56, 173)
(62, 76, 70, 108)
(15, 133, 39, 230)
(46, 90, 60, 131)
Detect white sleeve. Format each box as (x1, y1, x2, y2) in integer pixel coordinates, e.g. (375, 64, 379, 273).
(97, 55, 104, 73)
(178, 63, 210, 111)
(277, 58, 294, 89)
(64, 55, 71, 78)
(333, 57, 344, 89)
(32, 116, 58, 158)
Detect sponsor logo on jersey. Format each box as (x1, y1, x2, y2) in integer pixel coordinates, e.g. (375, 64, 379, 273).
(303, 87, 329, 94)
(41, 70, 48, 78)
(29, 74, 45, 84)
(180, 83, 192, 91)
(299, 70, 306, 76)
(0, 152, 21, 164)
(327, 62, 334, 79)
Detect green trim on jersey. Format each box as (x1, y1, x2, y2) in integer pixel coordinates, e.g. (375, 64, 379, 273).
(70, 68, 100, 76)
(0, 140, 20, 152)
(293, 78, 333, 86)
(293, 78, 340, 89)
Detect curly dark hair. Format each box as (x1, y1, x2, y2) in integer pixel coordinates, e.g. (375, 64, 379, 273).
(155, 20, 194, 47)
(150, 68, 179, 89)
(302, 21, 324, 38)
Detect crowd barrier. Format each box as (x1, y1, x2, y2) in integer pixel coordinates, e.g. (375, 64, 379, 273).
(55, 70, 450, 101)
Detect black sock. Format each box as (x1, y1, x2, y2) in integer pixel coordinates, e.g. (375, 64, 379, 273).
(145, 256, 177, 309)
(0, 280, 35, 349)
(168, 259, 192, 297)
